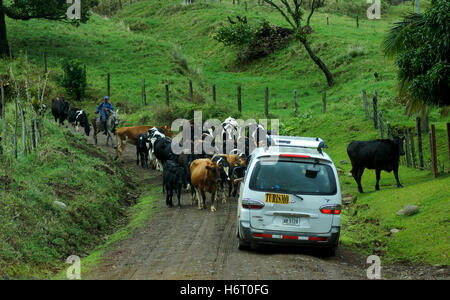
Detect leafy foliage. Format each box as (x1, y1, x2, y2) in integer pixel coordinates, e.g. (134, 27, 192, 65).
(214, 20, 292, 62)
(384, 0, 450, 109)
(213, 21, 256, 48)
(61, 59, 87, 101)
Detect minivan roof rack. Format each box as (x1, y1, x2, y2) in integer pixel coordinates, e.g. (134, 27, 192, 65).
(269, 136, 328, 155)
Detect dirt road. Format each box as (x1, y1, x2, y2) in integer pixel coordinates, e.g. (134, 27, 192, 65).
(84, 131, 448, 280)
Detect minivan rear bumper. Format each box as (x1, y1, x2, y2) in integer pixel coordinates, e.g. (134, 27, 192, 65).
(240, 221, 340, 247)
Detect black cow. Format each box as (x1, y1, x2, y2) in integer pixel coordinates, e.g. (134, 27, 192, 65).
(178, 152, 195, 189)
(51, 97, 70, 126)
(347, 136, 405, 193)
(153, 136, 177, 172)
(68, 108, 90, 136)
(163, 160, 187, 208)
(136, 133, 150, 169)
(212, 155, 232, 202)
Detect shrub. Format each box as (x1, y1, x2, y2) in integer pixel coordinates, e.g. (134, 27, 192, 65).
(214, 19, 293, 63)
(61, 59, 87, 101)
(213, 21, 256, 48)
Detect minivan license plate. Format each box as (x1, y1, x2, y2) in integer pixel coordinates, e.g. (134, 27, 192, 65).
(265, 193, 289, 204)
(283, 217, 301, 226)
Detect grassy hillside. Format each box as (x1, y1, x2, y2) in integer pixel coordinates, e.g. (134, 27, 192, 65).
(0, 58, 138, 278)
(2, 0, 449, 267)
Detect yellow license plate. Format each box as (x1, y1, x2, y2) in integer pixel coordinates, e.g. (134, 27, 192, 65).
(265, 193, 290, 204)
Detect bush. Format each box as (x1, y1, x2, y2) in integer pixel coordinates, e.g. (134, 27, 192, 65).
(214, 21, 256, 48)
(214, 19, 293, 63)
(61, 59, 87, 101)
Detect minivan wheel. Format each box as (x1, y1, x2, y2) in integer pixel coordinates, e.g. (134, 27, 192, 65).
(238, 236, 250, 250)
(323, 246, 337, 257)
(237, 226, 250, 250)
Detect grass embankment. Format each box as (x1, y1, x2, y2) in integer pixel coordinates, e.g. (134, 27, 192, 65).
(3, 0, 449, 266)
(0, 117, 136, 278)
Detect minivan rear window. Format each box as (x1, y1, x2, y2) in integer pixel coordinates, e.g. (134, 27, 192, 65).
(249, 160, 337, 195)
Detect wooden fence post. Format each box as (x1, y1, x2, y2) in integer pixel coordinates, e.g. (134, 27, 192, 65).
(20, 104, 26, 157)
(356, 15, 359, 28)
(416, 117, 424, 169)
(1, 84, 6, 149)
(189, 80, 193, 101)
(237, 85, 242, 113)
(294, 89, 298, 114)
(362, 90, 369, 119)
(322, 90, 326, 114)
(431, 124, 438, 178)
(404, 128, 411, 168)
(409, 129, 416, 169)
(43, 52, 47, 74)
(212, 84, 216, 104)
(379, 111, 384, 139)
(165, 84, 169, 107)
(372, 90, 378, 129)
(265, 87, 269, 117)
(447, 123, 450, 173)
(12, 134, 17, 159)
(387, 121, 392, 140)
(142, 79, 147, 106)
(107, 73, 111, 99)
(31, 120, 36, 150)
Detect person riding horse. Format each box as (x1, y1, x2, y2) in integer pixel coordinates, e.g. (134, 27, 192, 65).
(95, 96, 114, 135)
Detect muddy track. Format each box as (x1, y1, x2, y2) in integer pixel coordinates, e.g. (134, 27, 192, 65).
(83, 131, 448, 280)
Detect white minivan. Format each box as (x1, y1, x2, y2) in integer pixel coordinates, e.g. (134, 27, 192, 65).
(237, 136, 342, 254)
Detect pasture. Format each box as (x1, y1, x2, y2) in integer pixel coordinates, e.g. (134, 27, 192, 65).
(0, 0, 448, 278)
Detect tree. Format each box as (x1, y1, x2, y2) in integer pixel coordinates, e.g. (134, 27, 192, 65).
(0, 0, 99, 58)
(61, 58, 87, 100)
(263, 0, 334, 87)
(384, 0, 449, 118)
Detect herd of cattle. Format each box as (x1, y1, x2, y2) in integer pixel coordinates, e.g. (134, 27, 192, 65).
(51, 97, 407, 209)
(115, 122, 253, 211)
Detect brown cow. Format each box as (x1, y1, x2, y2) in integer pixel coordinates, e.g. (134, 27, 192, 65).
(115, 125, 174, 161)
(190, 159, 221, 212)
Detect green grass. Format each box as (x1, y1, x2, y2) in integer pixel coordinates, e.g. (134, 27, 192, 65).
(1, 0, 448, 270)
(54, 184, 161, 279)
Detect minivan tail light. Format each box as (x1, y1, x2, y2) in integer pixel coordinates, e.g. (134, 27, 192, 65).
(320, 204, 342, 215)
(242, 198, 265, 209)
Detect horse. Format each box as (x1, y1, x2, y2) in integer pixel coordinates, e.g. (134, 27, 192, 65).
(92, 109, 119, 147)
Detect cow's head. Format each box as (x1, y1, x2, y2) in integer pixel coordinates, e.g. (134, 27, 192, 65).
(206, 161, 221, 181)
(393, 136, 405, 156)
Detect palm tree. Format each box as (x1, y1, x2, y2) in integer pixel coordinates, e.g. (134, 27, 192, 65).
(383, 12, 430, 131)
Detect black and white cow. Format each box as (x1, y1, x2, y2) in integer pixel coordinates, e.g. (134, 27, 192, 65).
(68, 108, 90, 136)
(212, 155, 232, 203)
(347, 136, 405, 193)
(51, 97, 70, 126)
(136, 133, 151, 169)
(147, 127, 167, 170)
(153, 135, 176, 173)
(222, 117, 241, 154)
(163, 159, 187, 208)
